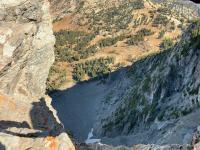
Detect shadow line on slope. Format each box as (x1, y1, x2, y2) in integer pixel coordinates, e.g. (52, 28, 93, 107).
(49, 65, 130, 141)
(48, 48, 173, 142)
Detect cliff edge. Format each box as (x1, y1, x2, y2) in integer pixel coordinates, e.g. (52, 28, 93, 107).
(0, 0, 75, 149)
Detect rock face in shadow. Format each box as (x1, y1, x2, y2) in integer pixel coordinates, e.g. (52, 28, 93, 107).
(0, 142, 5, 150)
(51, 21, 200, 150)
(93, 21, 200, 146)
(74, 22, 200, 149)
(0, 0, 75, 150)
(51, 80, 111, 141)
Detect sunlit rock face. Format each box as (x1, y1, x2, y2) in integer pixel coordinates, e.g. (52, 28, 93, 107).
(0, 0, 75, 150)
(0, 0, 55, 100)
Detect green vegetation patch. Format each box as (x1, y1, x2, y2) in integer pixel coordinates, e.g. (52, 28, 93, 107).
(181, 41, 190, 57)
(142, 76, 151, 91)
(153, 14, 168, 26)
(126, 28, 154, 46)
(136, 28, 154, 36)
(47, 65, 67, 91)
(160, 38, 174, 50)
(86, 0, 144, 33)
(187, 85, 199, 96)
(126, 33, 144, 45)
(158, 30, 165, 39)
(157, 7, 171, 15)
(191, 20, 200, 39)
(73, 57, 115, 81)
(98, 35, 126, 48)
(54, 30, 96, 62)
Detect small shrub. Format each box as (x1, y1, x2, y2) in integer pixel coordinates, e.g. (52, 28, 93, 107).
(142, 77, 151, 91)
(191, 20, 200, 38)
(157, 7, 170, 15)
(98, 36, 125, 48)
(47, 65, 67, 91)
(54, 30, 97, 62)
(131, 0, 144, 10)
(158, 30, 165, 39)
(73, 57, 114, 81)
(181, 108, 192, 116)
(158, 111, 165, 121)
(136, 28, 154, 36)
(160, 38, 174, 50)
(153, 14, 168, 26)
(181, 41, 190, 57)
(126, 34, 144, 45)
(188, 85, 199, 95)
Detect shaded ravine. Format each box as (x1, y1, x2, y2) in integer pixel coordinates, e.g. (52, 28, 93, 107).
(51, 80, 109, 142)
(50, 66, 127, 145)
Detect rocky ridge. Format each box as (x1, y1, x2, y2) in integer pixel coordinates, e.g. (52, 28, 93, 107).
(0, 0, 74, 150)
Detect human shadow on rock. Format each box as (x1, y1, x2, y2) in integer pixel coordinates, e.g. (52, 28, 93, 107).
(0, 120, 48, 138)
(29, 98, 63, 137)
(0, 120, 30, 130)
(0, 142, 6, 150)
(0, 98, 63, 138)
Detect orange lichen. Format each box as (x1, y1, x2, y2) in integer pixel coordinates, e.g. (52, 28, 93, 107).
(68, 146, 73, 150)
(45, 136, 58, 150)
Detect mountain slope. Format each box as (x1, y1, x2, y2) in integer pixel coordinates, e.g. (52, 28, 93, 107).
(93, 19, 200, 146)
(52, 19, 200, 150)
(48, 0, 200, 149)
(47, 0, 199, 91)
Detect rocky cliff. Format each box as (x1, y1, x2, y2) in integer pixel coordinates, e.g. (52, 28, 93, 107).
(91, 19, 200, 146)
(0, 0, 74, 150)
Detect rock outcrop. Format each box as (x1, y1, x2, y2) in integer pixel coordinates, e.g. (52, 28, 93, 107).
(0, 0, 75, 150)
